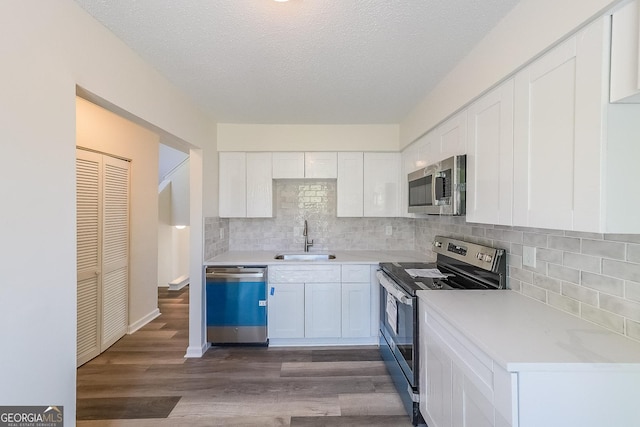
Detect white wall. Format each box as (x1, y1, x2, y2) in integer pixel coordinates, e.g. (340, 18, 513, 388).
(77, 97, 160, 329)
(157, 160, 191, 286)
(0, 1, 214, 423)
(217, 123, 400, 151)
(158, 181, 174, 287)
(400, 0, 620, 148)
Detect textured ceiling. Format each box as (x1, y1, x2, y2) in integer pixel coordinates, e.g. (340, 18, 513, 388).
(74, 0, 520, 124)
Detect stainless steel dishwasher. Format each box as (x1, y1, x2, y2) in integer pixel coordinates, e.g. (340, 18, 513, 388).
(205, 266, 268, 346)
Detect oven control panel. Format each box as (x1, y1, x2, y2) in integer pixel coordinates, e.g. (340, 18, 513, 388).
(447, 242, 467, 256)
(432, 236, 504, 273)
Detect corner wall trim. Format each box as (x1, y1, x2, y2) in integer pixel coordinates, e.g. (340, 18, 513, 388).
(185, 342, 210, 358)
(128, 308, 161, 334)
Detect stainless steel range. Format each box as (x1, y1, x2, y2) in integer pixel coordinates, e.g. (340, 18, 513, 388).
(377, 236, 506, 426)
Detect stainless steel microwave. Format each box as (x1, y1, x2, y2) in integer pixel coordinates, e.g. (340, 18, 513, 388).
(407, 155, 466, 215)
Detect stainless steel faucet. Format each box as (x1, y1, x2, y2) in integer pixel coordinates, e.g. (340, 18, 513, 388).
(303, 220, 314, 252)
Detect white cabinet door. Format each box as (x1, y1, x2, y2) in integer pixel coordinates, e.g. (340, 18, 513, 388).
(363, 152, 400, 217)
(466, 79, 514, 226)
(219, 152, 246, 218)
(246, 152, 273, 218)
(610, 0, 640, 103)
(426, 329, 454, 427)
(305, 152, 337, 178)
(267, 283, 305, 338)
(435, 110, 467, 162)
(337, 152, 364, 217)
(513, 17, 608, 231)
(272, 152, 304, 179)
(452, 363, 495, 427)
(341, 283, 371, 338)
(304, 282, 341, 338)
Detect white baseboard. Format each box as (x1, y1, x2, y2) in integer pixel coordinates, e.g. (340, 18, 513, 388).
(268, 337, 378, 347)
(168, 274, 189, 291)
(185, 341, 210, 358)
(128, 308, 161, 334)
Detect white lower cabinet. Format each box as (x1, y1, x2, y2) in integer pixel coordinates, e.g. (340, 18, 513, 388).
(267, 264, 375, 344)
(341, 264, 372, 338)
(341, 283, 370, 338)
(267, 283, 304, 339)
(305, 282, 341, 338)
(423, 313, 497, 427)
(419, 293, 640, 427)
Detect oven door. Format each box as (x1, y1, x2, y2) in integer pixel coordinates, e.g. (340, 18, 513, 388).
(377, 271, 418, 388)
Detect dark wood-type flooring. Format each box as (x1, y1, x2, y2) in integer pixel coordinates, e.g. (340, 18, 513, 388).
(77, 286, 413, 426)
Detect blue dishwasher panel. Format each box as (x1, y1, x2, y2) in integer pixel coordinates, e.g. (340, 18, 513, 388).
(206, 280, 266, 326)
(205, 267, 268, 345)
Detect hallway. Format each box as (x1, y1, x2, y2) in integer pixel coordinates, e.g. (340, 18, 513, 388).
(76, 287, 411, 426)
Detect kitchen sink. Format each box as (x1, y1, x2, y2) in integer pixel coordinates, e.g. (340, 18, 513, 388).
(274, 253, 336, 261)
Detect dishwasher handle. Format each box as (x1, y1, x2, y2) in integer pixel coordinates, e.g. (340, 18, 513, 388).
(205, 267, 266, 280)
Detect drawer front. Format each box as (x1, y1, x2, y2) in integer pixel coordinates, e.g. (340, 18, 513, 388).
(341, 264, 371, 282)
(269, 265, 341, 283)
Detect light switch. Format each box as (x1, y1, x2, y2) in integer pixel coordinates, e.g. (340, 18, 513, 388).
(385, 225, 393, 236)
(523, 246, 537, 268)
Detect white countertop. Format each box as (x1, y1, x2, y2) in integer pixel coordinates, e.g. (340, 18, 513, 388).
(417, 290, 640, 372)
(205, 250, 428, 266)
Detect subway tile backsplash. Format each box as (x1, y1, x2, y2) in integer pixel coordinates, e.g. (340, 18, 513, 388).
(204, 183, 640, 342)
(228, 180, 414, 251)
(204, 216, 229, 261)
(414, 215, 640, 342)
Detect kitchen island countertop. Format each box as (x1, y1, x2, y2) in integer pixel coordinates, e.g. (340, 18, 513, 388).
(418, 289, 640, 371)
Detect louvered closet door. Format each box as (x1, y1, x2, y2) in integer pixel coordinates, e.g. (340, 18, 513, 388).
(76, 150, 102, 366)
(76, 149, 130, 366)
(100, 155, 130, 351)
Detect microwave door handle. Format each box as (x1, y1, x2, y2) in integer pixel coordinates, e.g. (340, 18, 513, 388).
(432, 172, 438, 206)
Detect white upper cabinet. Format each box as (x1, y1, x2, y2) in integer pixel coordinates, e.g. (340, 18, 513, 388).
(513, 17, 610, 231)
(466, 79, 514, 226)
(610, 0, 640, 103)
(434, 110, 467, 162)
(272, 152, 337, 179)
(305, 152, 337, 178)
(219, 152, 247, 218)
(246, 152, 273, 218)
(337, 152, 364, 217)
(219, 152, 273, 218)
(272, 152, 305, 178)
(363, 152, 401, 217)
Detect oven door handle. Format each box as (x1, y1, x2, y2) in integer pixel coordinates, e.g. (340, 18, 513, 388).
(376, 271, 413, 306)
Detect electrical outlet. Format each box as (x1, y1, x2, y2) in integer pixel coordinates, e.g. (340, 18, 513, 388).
(523, 246, 536, 268)
(385, 225, 393, 236)
(219, 228, 225, 239)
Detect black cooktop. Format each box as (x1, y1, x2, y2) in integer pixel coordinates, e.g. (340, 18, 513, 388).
(379, 262, 440, 294)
